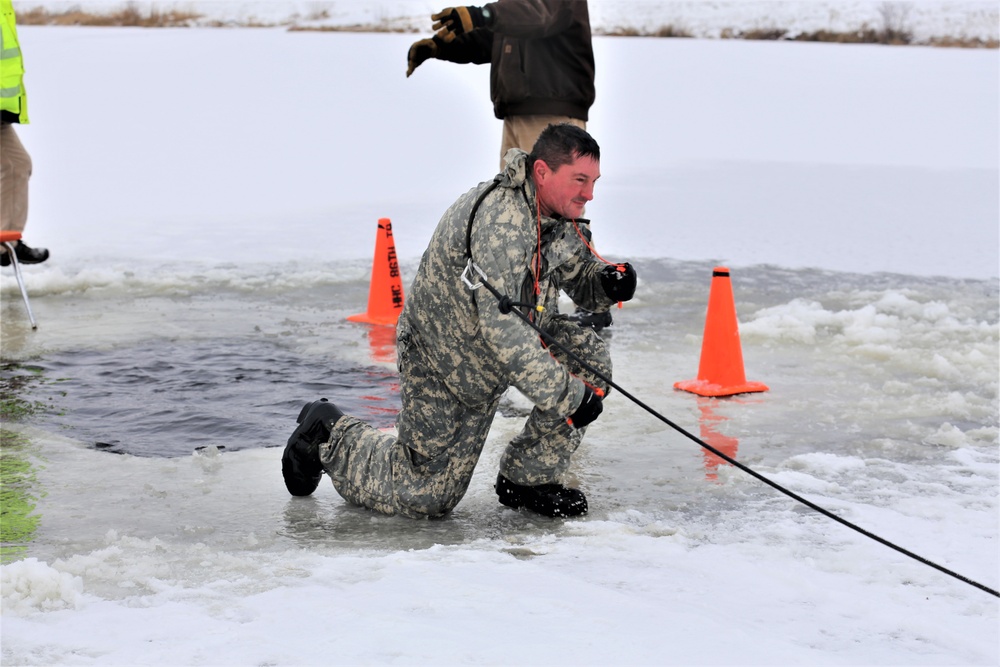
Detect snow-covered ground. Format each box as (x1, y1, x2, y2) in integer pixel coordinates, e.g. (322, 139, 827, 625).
(13, 0, 1000, 41)
(0, 5, 997, 666)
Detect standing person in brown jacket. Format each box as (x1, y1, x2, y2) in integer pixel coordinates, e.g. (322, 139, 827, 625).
(406, 0, 595, 171)
(406, 0, 612, 330)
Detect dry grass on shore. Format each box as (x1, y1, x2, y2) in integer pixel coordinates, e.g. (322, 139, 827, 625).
(16, 5, 199, 27)
(16, 5, 998, 49)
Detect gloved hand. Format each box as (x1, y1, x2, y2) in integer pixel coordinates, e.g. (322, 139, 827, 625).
(432, 6, 488, 42)
(406, 36, 443, 77)
(567, 385, 603, 429)
(600, 262, 637, 302)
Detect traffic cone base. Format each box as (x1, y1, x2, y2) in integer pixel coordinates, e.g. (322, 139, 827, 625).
(675, 266, 768, 398)
(348, 218, 405, 326)
(673, 378, 769, 398)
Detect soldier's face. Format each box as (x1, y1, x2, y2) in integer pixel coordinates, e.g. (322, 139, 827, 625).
(535, 154, 600, 219)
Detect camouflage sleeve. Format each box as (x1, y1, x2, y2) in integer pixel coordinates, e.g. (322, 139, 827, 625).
(557, 252, 617, 312)
(546, 221, 618, 312)
(469, 195, 584, 417)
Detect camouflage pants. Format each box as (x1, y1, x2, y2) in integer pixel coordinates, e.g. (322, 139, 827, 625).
(319, 317, 611, 518)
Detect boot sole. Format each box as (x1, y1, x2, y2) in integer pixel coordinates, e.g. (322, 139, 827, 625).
(283, 399, 337, 497)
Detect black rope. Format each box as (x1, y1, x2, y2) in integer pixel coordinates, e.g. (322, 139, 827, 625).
(473, 271, 999, 599)
(496, 296, 538, 315)
(464, 177, 502, 261)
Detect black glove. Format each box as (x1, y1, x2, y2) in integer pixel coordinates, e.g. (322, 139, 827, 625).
(600, 262, 637, 302)
(432, 6, 488, 42)
(568, 386, 603, 429)
(406, 36, 442, 77)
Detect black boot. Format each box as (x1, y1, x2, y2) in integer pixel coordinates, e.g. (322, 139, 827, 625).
(0, 240, 49, 267)
(282, 398, 343, 497)
(496, 473, 588, 518)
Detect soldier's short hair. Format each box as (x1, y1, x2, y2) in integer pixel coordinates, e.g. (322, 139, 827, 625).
(529, 123, 600, 172)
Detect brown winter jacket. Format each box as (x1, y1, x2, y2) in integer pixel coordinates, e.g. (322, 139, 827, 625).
(434, 0, 595, 121)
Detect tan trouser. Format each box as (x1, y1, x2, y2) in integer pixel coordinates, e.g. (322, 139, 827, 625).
(0, 123, 32, 233)
(500, 115, 586, 170)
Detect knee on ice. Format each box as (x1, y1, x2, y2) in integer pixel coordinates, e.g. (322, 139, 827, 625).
(395, 492, 463, 519)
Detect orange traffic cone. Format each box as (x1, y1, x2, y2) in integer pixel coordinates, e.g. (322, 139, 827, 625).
(348, 218, 405, 326)
(674, 267, 768, 397)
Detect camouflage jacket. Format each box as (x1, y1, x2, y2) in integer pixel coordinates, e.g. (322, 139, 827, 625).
(399, 149, 615, 415)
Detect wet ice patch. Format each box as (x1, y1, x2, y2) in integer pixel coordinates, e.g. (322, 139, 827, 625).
(925, 422, 969, 448)
(743, 288, 998, 395)
(740, 298, 828, 344)
(768, 469, 844, 495)
(1, 558, 84, 615)
(743, 289, 994, 348)
(193, 444, 225, 473)
(6, 258, 373, 299)
(783, 452, 867, 476)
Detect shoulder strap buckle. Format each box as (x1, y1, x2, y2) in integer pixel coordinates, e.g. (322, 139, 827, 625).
(461, 259, 487, 290)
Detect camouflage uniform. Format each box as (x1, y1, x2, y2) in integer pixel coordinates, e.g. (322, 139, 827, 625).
(319, 149, 617, 518)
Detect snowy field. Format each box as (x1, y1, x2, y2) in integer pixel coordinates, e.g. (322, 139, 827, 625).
(0, 3, 997, 666)
(13, 0, 1000, 43)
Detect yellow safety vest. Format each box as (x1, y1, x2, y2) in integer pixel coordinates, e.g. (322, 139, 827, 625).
(0, 0, 28, 123)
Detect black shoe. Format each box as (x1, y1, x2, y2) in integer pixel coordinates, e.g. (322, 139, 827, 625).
(495, 473, 588, 518)
(282, 398, 343, 497)
(0, 240, 49, 267)
(567, 308, 612, 332)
